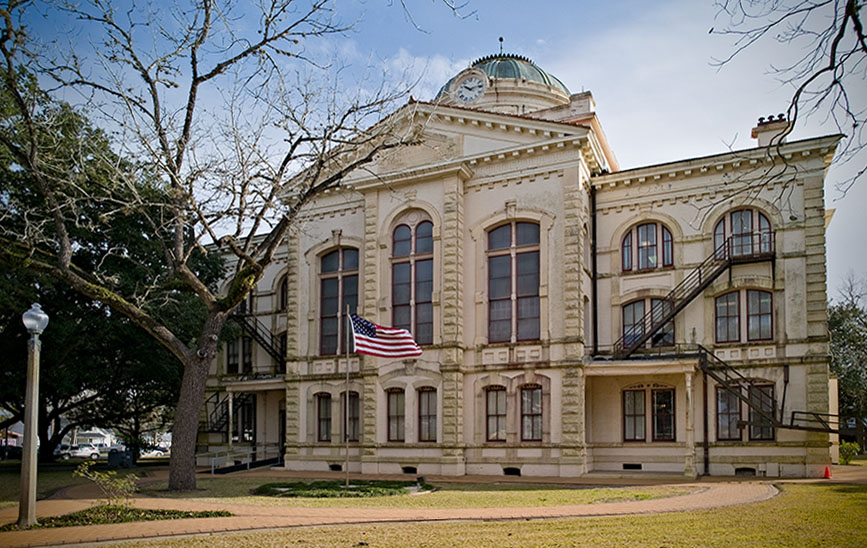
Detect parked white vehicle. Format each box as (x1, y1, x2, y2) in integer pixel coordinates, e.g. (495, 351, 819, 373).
(70, 444, 100, 460)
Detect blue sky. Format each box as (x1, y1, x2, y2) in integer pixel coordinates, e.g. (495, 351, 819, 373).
(29, 0, 866, 296)
(335, 0, 865, 296)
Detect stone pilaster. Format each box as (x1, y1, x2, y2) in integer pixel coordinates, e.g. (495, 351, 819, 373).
(439, 177, 465, 468)
(559, 366, 586, 474)
(361, 191, 380, 461)
(562, 172, 585, 357)
(283, 383, 300, 458)
(285, 229, 301, 356)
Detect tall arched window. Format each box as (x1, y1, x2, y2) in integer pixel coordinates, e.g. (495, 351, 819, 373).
(621, 222, 673, 272)
(488, 221, 540, 342)
(714, 209, 772, 257)
(320, 248, 358, 355)
(622, 298, 674, 348)
(392, 219, 433, 345)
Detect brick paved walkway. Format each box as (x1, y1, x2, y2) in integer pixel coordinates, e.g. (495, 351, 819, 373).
(2, 464, 859, 548)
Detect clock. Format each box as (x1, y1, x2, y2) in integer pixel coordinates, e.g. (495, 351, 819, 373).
(455, 76, 484, 102)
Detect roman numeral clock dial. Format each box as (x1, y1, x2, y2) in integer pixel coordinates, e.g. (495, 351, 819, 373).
(455, 76, 484, 102)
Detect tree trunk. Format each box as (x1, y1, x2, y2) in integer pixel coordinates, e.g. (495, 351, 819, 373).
(168, 312, 226, 491)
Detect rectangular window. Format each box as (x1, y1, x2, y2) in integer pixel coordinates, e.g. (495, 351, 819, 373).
(488, 255, 512, 342)
(521, 385, 542, 441)
(342, 391, 359, 442)
(731, 210, 753, 256)
(747, 290, 773, 341)
(716, 388, 741, 441)
(486, 387, 507, 441)
(637, 223, 657, 269)
(415, 259, 434, 345)
(241, 336, 253, 373)
(622, 300, 645, 346)
(226, 339, 238, 374)
(623, 390, 645, 441)
(387, 390, 405, 442)
(320, 277, 339, 355)
(516, 251, 540, 341)
(650, 298, 674, 346)
(317, 394, 331, 442)
(749, 385, 775, 440)
(715, 292, 740, 343)
(392, 261, 412, 332)
(418, 388, 437, 442)
(652, 389, 675, 441)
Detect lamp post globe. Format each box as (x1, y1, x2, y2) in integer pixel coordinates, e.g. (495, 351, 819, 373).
(18, 303, 47, 529)
(22, 303, 49, 335)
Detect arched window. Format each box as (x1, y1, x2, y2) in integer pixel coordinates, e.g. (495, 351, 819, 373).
(621, 222, 673, 272)
(488, 221, 540, 342)
(392, 219, 433, 345)
(238, 289, 255, 314)
(714, 209, 772, 257)
(320, 248, 358, 355)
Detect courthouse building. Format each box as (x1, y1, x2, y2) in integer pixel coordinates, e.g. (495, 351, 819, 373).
(200, 53, 840, 477)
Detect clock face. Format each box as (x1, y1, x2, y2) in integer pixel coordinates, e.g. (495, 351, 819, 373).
(455, 76, 484, 102)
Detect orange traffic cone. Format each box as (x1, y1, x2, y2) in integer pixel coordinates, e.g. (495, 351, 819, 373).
(823, 466, 832, 479)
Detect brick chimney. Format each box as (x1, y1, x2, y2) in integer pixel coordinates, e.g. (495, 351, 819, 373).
(751, 113, 791, 147)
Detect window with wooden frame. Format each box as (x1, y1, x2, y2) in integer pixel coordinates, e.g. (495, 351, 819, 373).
(486, 386, 507, 441)
(241, 336, 253, 373)
(319, 248, 358, 355)
(716, 387, 742, 441)
(652, 389, 675, 441)
(226, 338, 239, 374)
(749, 384, 775, 440)
(386, 388, 405, 442)
(392, 219, 433, 345)
(316, 393, 331, 442)
(487, 221, 540, 343)
(714, 209, 772, 258)
(623, 389, 646, 441)
(342, 391, 359, 442)
(520, 384, 542, 441)
(621, 222, 673, 272)
(747, 290, 773, 341)
(418, 387, 437, 442)
(715, 292, 740, 343)
(622, 298, 674, 348)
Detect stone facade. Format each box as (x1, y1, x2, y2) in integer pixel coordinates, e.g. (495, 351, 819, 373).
(200, 54, 840, 478)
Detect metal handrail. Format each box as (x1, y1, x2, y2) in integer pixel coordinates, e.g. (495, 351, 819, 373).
(196, 442, 282, 474)
(612, 232, 774, 358)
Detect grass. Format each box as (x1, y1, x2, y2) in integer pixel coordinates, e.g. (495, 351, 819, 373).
(0, 461, 148, 510)
(103, 483, 867, 548)
(0, 505, 231, 532)
(140, 477, 691, 509)
(252, 480, 432, 498)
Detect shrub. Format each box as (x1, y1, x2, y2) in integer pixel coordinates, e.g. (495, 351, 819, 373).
(839, 441, 861, 465)
(74, 461, 138, 506)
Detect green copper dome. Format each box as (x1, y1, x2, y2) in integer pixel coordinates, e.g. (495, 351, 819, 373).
(436, 53, 570, 99)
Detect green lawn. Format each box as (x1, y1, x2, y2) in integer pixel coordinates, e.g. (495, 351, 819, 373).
(0, 461, 144, 509)
(140, 477, 692, 509)
(109, 483, 867, 548)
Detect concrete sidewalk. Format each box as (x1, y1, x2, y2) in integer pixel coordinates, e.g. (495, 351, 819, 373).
(0, 465, 861, 548)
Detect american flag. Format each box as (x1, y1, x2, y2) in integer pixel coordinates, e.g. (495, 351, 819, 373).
(349, 313, 423, 358)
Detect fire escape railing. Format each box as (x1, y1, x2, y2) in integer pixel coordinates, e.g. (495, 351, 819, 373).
(612, 232, 775, 359)
(230, 313, 286, 373)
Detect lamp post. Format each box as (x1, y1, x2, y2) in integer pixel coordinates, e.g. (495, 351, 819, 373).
(18, 303, 48, 529)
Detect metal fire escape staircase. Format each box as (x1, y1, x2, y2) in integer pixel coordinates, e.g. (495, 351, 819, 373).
(230, 313, 286, 373)
(202, 391, 252, 435)
(609, 232, 837, 434)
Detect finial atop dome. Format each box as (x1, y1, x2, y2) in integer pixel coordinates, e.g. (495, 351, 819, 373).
(498, 36, 504, 55)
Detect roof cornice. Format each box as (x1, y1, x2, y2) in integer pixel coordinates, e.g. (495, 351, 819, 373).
(591, 134, 842, 189)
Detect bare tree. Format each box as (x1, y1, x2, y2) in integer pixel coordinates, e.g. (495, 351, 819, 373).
(0, 0, 424, 490)
(713, 0, 867, 194)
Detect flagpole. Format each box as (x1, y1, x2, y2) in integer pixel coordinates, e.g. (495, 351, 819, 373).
(345, 304, 351, 488)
